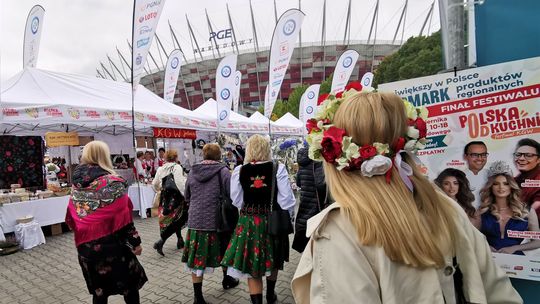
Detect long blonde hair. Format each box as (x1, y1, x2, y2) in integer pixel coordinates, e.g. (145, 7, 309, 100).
(80, 140, 116, 175)
(479, 173, 527, 220)
(244, 134, 271, 164)
(326, 92, 457, 268)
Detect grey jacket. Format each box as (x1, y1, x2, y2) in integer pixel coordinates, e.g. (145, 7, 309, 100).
(184, 162, 230, 231)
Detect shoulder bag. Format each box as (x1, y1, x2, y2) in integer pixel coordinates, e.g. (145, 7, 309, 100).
(267, 161, 294, 236)
(216, 167, 238, 232)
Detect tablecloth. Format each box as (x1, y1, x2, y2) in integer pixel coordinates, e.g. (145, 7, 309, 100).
(15, 220, 46, 249)
(0, 196, 70, 233)
(128, 184, 156, 219)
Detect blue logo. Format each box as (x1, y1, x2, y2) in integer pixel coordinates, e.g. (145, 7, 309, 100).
(136, 54, 143, 65)
(306, 106, 314, 114)
(221, 66, 232, 78)
(235, 75, 240, 85)
(219, 110, 228, 120)
(137, 37, 150, 48)
(307, 91, 315, 99)
(343, 56, 353, 68)
(283, 19, 296, 36)
(31, 17, 39, 34)
(272, 90, 277, 97)
(171, 57, 179, 69)
(363, 78, 371, 86)
(139, 26, 152, 35)
(221, 89, 231, 100)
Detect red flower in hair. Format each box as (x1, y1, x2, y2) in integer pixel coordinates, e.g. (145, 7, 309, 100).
(306, 118, 320, 133)
(345, 81, 363, 91)
(394, 137, 406, 152)
(317, 93, 329, 105)
(348, 156, 364, 170)
(415, 118, 427, 139)
(335, 91, 344, 98)
(359, 145, 377, 159)
(407, 118, 415, 126)
(320, 126, 346, 164)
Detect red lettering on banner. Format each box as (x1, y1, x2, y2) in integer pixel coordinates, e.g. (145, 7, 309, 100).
(2, 108, 19, 116)
(429, 84, 540, 117)
(152, 127, 197, 139)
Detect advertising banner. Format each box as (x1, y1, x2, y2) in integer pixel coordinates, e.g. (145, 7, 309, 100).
(216, 54, 237, 124)
(23, 5, 45, 68)
(264, 9, 305, 118)
(152, 127, 196, 139)
(132, 0, 166, 90)
(45, 132, 79, 147)
(360, 72, 374, 88)
(163, 49, 182, 103)
(299, 84, 321, 134)
(379, 57, 540, 281)
(331, 49, 360, 93)
(233, 71, 242, 113)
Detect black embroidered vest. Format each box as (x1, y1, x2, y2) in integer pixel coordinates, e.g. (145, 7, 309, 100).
(240, 162, 276, 209)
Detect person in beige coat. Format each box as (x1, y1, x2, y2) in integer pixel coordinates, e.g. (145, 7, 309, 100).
(292, 88, 522, 303)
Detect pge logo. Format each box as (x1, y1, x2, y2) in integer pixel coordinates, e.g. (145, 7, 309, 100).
(171, 57, 179, 69)
(307, 91, 315, 99)
(221, 89, 231, 100)
(306, 106, 314, 114)
(221, 66, 232, 78)
(31, 17, 39, 34)
(136, 54, 143, 65)
(343, 56, 353, 68)
(283, 19, 296, 36)
(220, 110, 228, 120)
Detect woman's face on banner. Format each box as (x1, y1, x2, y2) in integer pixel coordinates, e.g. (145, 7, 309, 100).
(492, 175, 511, 200)
(441, 176, 459, 200)
(514, 145, 540, 172)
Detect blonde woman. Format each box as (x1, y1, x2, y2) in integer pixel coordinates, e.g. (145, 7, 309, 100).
(66, 141, 147, 304)
(221, 134, 296, 304)
(479, 161, 540, 255)
(291, 87, 521, 303)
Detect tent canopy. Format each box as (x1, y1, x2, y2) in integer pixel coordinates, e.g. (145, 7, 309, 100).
(274, 112, 303, 128)
(1, 68, 214, 135)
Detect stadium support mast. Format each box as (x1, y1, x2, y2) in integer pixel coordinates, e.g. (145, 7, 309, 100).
(392, 0, 408, 45)
(186, 15, 207, 103)
(419, 1, 435, 36)
(249, 0, 263, 103)
(226, 4, 240, 55)
(107, 55, 128, 81)
(299, 0, 303, 85)
(274, 0, 278, 25)
(100, 62, 116, 80)
(370, 0, 379, 72)
(343, 0, 352, 46)
(205, 9, 220, 59)
(321, 0, 326, 81)
(367, 0, 379, 45)
(96, 69, 105, 79)
(147, 50, 161, 71)
(155, 34, 169, 65)
(168, 21, 188, 62)
(116, 47, 130, 79)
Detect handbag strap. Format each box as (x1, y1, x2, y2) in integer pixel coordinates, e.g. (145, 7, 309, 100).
(270, 161, 278, 212)
(217, 167, 224, 198)
(312, 162, 328, 212)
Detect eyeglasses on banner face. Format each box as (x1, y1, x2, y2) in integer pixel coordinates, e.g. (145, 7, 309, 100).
(467, 153, 489, 159)
(513, 152, 539, 160)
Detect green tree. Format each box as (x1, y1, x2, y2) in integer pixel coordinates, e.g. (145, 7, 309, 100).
(374, 31, 443, 86)
(319, 73, 333, 95)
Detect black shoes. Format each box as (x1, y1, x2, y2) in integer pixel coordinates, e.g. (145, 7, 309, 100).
(153, 239, 165, 256)
(177, 237, 185, 249)
(266, 293, 278, 304)
(222, 275, 240, 290)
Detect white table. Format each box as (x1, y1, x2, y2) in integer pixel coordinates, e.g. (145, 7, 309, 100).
(0, 196, 70, 233)
(128, 184, 156, 219)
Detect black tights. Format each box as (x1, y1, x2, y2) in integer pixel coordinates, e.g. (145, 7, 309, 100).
(160, 212, 188, 241)
(92, 289, 140, 304)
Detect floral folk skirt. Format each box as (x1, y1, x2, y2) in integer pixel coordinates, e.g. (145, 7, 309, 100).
(221, 214, 289, 279)
(181, 229, 222, 276)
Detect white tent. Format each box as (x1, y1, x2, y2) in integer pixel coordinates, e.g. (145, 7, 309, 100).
(273, 112, 303, 135)
(193, 99, 268, 133)
(248, 111, 270, 124)
(0, 68, 215, 135)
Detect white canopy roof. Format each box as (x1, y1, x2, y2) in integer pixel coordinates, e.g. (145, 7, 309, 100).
(248, 111, 270, 124)
(194, 99, 269, 133)
(0, 68, 215, 135)
(273, 112, 303, 135)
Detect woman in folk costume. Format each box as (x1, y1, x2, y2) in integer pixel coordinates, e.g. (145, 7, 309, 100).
(221, 134, 296, 304)
(65, 141, 147, 304)
(152, 149, 187, 256)
(291, 85, 522, 303)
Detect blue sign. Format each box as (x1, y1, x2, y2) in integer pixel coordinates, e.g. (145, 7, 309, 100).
(283, 19, 296, 36)
(343, 56, 353, 68)
(221, 66, 232, 78)
(221, 88, 231, 100)
(171, 57, 179, 69)
(31, 17, 39, 34)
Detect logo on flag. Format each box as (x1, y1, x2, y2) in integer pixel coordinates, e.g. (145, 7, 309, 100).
(235, 75, 240, 85)
(306, 106, 314, 114)
(221, 66, 232, 77)
(343, 56, 353, 68)
(171, 57, 179, 69)
(307, 91, 315, 99)
(31, 17, 39, 34)
(283, 19, 296, 36)
(136, 54, 142, 65)
(220, 110, 228, 120)
(221, 88, 231, 100)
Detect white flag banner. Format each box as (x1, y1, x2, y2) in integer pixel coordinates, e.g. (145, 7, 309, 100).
(23, 5, 45, 68)
(216, 54, 238, 123)
(164, 49, 183, 103)
(360, 72, 374, 88)
(330, 49, 360, 93)
(299, 84, 320, 132)
(264, 9, 305, 118)
(132, 0, 166, 91)
(232, 71, 242, 112)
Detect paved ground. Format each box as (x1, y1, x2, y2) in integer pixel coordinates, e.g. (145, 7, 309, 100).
(0, 216, 301, 304)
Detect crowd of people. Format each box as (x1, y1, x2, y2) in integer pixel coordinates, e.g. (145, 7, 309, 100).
(64, 90, 538, 303)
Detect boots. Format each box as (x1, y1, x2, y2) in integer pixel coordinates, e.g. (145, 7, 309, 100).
(249, 294, 263, 304)
(177, 236, 185, 249)
(153, 239, 165, 256)
(222, 275, 239, 290)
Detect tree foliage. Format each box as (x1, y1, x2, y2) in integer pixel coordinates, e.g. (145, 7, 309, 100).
(374, 31, 443, 86)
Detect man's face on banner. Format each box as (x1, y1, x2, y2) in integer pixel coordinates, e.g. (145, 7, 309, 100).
(464, 144, 489, 172)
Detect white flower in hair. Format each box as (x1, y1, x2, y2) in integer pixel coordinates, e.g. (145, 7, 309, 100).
(361, 155, 393, 177)
(407, 126, 420, 139)
(487, 161, 513, 178)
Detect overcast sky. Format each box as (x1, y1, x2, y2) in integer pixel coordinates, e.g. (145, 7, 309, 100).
(0, 0, 440, 82)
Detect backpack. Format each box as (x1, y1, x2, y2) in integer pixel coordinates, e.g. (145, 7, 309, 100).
(160, 166, 185, 216)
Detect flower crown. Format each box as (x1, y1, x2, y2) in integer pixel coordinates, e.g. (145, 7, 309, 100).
(306, 82, 429, 183)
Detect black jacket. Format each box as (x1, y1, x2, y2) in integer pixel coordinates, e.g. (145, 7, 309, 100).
(293, 146, 328, 252)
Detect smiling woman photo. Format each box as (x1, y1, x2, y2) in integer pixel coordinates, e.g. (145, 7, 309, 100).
(514, 138, 540, 219)
(435, 168, 479, 227)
